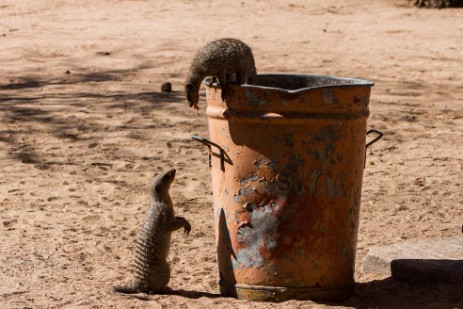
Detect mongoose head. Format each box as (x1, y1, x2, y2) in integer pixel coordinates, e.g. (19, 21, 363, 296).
(185, 83, 199, 109)
(151, 168, 176, 196)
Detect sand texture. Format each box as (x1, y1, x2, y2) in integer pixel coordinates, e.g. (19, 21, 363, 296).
(1, 0, 462, 308)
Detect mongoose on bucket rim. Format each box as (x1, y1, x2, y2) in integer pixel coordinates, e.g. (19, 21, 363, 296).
(185, 38, 257, 110)
(113, 168, 191, 294)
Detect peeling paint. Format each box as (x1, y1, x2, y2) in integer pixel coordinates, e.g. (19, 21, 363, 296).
(253, 157, 267, 169)
(240, 175, 259, 185)
(238, 186, 256, 197)
(242, 202, 256, 212)
(235, 203, 280, 268)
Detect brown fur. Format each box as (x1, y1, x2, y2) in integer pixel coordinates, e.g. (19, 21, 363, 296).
(185, 38, 257, 109)
(113, 169, 191, 294)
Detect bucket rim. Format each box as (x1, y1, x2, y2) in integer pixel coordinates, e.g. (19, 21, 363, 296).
(204, 73, 375, 94)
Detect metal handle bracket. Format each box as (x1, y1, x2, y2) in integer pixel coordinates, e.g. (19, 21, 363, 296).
(366, 129, 383, 149)
(364, 129, 383, 168)
(192, 134, 231, 171)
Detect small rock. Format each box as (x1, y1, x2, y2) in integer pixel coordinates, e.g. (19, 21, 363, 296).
(161, 82, 172, 92)
(3, 219, 17, 228)
(96, 51, 111, 56)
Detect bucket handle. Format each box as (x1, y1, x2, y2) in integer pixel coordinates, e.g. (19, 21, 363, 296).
(191, 134, 232, 171)
(366, 129, 383, 149)
(364, 129, 383, 168)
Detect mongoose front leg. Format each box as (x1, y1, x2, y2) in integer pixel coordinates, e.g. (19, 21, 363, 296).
(247, 75, 255, 85)
(171, 216, 191, 235)
(240, 71, 255, 85)
(236, 70, 245, 85)
(217, 71, 228, 102)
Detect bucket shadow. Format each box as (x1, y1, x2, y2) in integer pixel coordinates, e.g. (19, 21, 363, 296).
(125, 277, 463, 306)
(216, 208, 238, 297)
(339, 277, 463, 309)
(390, 259, 463, 283)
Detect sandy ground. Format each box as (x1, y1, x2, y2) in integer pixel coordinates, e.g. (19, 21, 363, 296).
(1, 0, 462, 308)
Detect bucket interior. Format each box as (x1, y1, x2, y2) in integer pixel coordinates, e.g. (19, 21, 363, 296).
(205, 74, 374, 93)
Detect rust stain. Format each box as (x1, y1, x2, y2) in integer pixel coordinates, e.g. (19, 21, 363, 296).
(205, 74, 374, 301)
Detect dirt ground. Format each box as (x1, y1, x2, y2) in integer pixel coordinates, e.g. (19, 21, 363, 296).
(1, 0, 462, 308)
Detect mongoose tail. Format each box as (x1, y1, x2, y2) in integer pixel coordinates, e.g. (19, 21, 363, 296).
(113, 281, 147, 295)
(185, 38, 257, 109)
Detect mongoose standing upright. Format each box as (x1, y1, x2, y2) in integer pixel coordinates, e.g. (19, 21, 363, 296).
(113, 168, 191, 294)
(185, 38, 257, 109)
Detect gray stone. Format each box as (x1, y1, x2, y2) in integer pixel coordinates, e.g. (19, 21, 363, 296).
(361, 236, 463, 283)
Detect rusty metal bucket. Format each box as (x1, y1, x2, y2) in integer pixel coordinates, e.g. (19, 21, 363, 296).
(193, 74, 382, 302)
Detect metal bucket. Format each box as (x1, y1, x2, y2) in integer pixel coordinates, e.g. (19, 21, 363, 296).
(193, 74, 382, 302)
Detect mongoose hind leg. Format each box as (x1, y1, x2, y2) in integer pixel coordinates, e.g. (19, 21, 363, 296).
(145, 260, 171, 292)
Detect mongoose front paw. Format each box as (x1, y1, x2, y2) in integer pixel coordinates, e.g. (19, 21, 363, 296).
(220, 88, 227, 102)
(184, 222, 191, 235)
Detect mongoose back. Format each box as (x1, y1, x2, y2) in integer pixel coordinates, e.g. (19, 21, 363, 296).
(185, 38, 257, 109)
(113, 168, 191, 294)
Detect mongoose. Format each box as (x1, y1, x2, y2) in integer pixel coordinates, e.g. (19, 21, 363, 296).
(185, 38, 257, 109)
(113, 168, 191, 294)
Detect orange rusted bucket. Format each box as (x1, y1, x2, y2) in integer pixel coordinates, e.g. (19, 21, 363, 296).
(193, 74, 382, 302)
